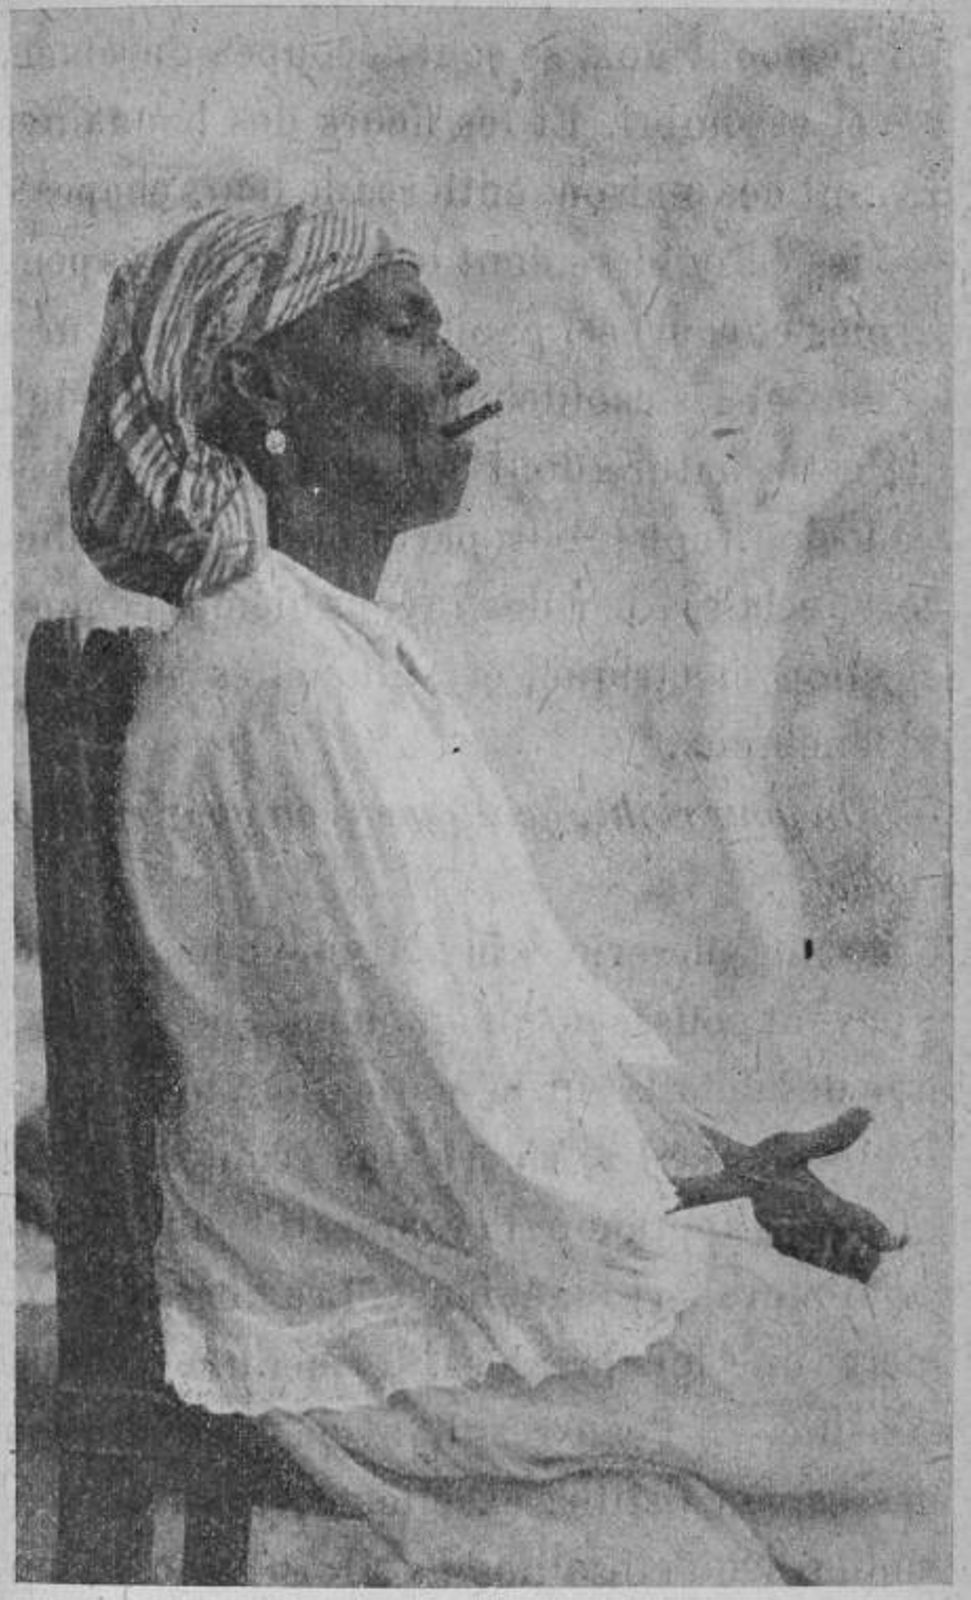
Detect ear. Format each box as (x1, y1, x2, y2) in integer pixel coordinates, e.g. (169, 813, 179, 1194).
(219, 342, 287, 427)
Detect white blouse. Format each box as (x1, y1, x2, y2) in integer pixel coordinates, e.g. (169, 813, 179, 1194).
(122, 551, 717, 1415)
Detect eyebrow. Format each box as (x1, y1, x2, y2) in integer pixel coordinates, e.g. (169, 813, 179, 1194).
(367, 270, 441, 323)
(394, 288, 442, 328)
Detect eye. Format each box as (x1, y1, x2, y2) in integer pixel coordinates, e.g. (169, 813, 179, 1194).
(383, 298, 442, 343)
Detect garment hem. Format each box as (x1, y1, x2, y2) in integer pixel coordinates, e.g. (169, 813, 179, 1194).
(161, 1296, 684, 1418)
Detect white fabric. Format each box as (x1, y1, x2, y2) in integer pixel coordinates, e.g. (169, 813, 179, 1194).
(122, 551, 721, 1415)
(255, 1239, 949, 1587)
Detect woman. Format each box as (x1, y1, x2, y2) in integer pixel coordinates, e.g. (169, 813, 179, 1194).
(71, 205, 940, 1585)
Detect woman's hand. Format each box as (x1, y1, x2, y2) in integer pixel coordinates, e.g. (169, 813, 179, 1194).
(749, 1169, 902, 1284)
(671, 1107, 906, 1284)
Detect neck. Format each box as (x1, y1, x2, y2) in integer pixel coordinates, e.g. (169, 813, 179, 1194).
(267, 484, 397, 602)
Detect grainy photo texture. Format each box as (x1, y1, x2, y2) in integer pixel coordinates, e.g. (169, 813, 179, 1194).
(13, 6, 951, 1586)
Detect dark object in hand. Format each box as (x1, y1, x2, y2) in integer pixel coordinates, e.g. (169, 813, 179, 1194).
(673, 1108, 906, 1284)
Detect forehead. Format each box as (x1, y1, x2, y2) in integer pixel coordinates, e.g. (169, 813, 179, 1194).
(266, 262, 438, 360)
(357, 260, 440, 320)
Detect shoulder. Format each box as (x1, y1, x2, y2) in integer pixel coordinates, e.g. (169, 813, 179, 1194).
(136, 561, 343, 731)
(126, 572, 350, 805)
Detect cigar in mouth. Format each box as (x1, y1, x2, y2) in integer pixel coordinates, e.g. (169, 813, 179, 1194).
(440, 400, 503, 439)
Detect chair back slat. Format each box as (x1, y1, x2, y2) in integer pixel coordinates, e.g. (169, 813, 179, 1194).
(26, 619, 173, 1389)
(26, 619, 355, 1584)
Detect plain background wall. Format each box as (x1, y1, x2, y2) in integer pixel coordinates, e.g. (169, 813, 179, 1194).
(12, 16, 952, 1568)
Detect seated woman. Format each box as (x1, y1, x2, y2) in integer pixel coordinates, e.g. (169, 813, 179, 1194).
(70, 204, 938, 1585)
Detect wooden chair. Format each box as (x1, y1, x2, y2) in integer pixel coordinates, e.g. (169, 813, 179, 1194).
(25, 618, 355, 1585)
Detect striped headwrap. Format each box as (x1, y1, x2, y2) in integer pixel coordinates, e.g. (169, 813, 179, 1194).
(70, 206, 416, 603)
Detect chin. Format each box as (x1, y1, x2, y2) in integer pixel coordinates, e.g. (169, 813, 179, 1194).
(396, 461, 472, 532)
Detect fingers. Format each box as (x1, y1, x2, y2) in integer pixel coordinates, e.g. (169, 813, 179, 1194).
(794, 1106, 873, 1161)
(766, 1221, 883, 1283)
(750, 1176, 898, 1283)
(751, 1107, 872, 1170)
(835, 1234, 882, 1284)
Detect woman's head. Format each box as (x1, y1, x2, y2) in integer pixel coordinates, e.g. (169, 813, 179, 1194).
(205, 257, 479, 548)
(71, 205, 479, 604)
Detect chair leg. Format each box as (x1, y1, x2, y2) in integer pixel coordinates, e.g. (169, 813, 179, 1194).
(183, 1472, 251, 1585)
(54, 1450, 154, 1583)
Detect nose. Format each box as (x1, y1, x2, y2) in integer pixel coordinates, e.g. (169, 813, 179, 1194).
(440, 340, 478, 395)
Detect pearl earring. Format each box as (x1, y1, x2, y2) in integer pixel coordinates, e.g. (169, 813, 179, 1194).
(264, 427, 287, 456)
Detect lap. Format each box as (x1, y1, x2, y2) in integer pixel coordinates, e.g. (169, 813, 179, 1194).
(258, 1230, 947, 1585)
(262, 1408, 783, 1586)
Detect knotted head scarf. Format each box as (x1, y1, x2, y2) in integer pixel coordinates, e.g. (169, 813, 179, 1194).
(70, 206, 417, 604)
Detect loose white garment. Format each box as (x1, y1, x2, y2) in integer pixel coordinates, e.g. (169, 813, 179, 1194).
(122, 551, 719, 1415)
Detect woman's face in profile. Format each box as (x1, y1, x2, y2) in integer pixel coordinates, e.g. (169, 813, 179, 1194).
(276, 261, 481, 532)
